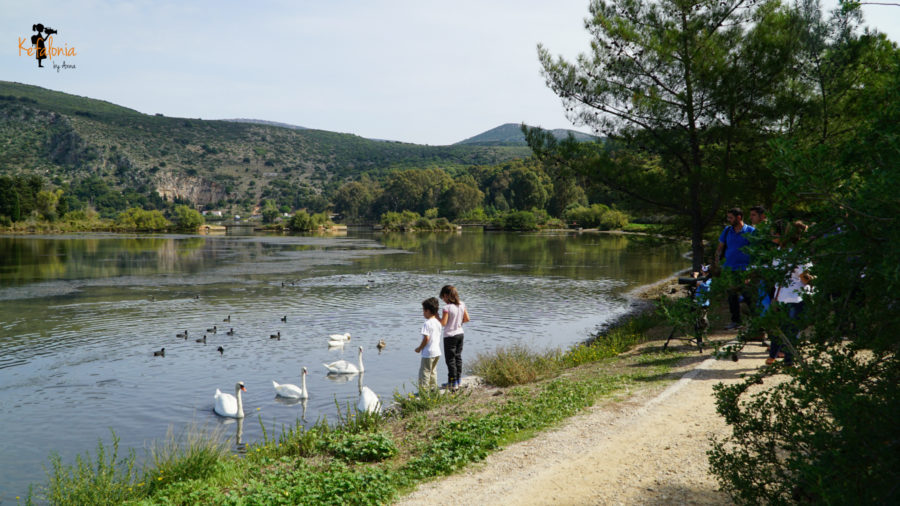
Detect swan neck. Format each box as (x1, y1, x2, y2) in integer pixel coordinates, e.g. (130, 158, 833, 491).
(358, 349, 364, 372)
(235, 385, 244, 418)
(301, 372, 307, 393)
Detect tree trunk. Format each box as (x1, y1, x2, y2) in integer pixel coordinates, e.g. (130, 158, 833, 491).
(691, 200, 705, 273)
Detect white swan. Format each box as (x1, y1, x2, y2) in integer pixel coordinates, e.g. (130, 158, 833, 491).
(327, 333, 351, 346)
(323, 345, 364, 374)
(273, 367, 308, 399)
(214, 381, 246, 418)
(358, 385, 381, 414)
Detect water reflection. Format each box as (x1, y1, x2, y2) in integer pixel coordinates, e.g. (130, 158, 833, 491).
(0, 230, 688, 500)
(324, 372, 356, 384)
(233, 417, 246, 452)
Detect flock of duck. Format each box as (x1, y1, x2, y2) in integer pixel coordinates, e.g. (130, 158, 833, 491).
(151, 314, 387, 420)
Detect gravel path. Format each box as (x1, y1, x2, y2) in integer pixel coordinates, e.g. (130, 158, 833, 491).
(396, 336, 766, 505)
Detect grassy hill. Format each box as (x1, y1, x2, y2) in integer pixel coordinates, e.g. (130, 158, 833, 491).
(454, 123, 598, 146)
(0, 82, 531, 207)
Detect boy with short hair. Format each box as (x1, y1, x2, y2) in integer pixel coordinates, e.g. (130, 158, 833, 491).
(415, 297, 442, 391)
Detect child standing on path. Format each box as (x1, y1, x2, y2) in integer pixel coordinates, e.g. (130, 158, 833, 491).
(415, 297, 442, 391)
(440, 285, 470, 390)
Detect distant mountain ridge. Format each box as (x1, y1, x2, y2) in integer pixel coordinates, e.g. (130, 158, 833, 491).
(0, 81, 531, 207)
(455, 123, 599, 146)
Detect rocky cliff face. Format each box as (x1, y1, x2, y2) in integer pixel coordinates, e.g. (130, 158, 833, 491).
(154, 173, 226, 205)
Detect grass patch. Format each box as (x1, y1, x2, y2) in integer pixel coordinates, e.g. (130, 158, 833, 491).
(472, 311, 663, 387)
(470, 344, 561, 387)
(28, 311, 686, 506)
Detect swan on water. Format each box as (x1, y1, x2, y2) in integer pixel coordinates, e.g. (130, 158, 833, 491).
(273, 367, 308, 399)
(214, 381, 246, 418)
(327, 333, 351, 346)
(323, 346, 364, 374)
(357, 374, 381, 413)
(358, 386, 381, 414)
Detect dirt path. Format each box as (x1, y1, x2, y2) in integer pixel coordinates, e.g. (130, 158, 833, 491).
(396, 335, 766, 505)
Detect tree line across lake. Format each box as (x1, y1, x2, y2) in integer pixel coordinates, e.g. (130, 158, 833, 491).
(0, 154, 638, 232)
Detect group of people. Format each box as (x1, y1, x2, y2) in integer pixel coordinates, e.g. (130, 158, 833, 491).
(708, 205, 813, 366)
(415, 285, 470, 392)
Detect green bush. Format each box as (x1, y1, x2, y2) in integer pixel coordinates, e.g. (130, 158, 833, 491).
(501, 210, 538, 231)
(413, 217, 434, 230)
(289, 209, 314, 230)
(379, 210, 455, 231)
(172, 205, 204, 231)
(564, 204, 628, 230)
(598, 209, 629, 230)
(564, 204, 609, 228)
(458, 207, 489, 223)
(116, 207, 170, 231)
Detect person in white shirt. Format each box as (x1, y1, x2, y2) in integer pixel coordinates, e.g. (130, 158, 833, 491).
(415, 297, 443, 391)
(768, 221, 812, 366)
(440, 285, 470, 390)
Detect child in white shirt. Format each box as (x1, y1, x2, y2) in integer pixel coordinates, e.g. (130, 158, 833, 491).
(415, 297, 442, 391)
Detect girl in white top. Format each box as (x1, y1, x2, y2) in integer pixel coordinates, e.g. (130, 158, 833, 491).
(440, 285, 470, 390)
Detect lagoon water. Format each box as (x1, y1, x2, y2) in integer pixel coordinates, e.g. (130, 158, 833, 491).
(0, 229, 687, 501)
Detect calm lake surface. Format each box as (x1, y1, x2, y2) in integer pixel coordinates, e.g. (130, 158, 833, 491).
(0, 229, 688, 500)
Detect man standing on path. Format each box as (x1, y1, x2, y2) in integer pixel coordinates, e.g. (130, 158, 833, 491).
(715, 207, 756, 329)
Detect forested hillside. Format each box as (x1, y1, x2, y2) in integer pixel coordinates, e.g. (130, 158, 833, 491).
(0, 81, 530, 215)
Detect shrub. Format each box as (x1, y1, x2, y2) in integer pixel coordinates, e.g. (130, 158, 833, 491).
(172, 205, 204, 231)
(116, 207, 170, 231)
(563, 204, 628, 230)
(289, 209, 312, 230)
(564, 204, 609, 228)
(457, 207, 488, 223)
(379, 210, 454, 231)
(598, 209, 629, 230)
(413, 217, 433, 230)
(501, 210, 538, 231)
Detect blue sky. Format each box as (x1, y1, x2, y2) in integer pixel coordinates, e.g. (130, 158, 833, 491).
(3, 0, 899, 145)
